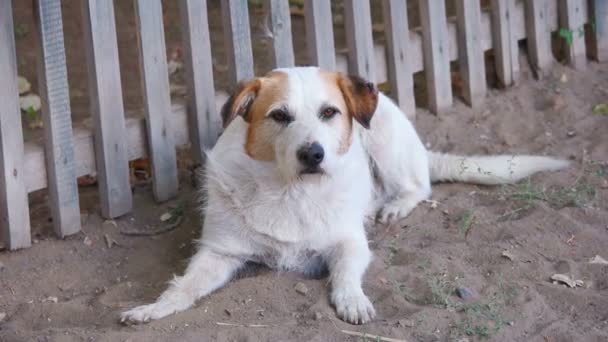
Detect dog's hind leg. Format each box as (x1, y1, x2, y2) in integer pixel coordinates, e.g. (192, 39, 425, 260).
(328, 236, 376, 325)
(120, 248, 243, 324)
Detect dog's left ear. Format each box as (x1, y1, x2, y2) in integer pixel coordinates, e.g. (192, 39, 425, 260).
(337, 74, 379, 129)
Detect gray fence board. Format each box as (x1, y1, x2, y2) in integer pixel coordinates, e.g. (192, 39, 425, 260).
(134, 0, 179, 202)
(382, 0, 416, 119)
(589, 0, 608, 61)
(264, 0, 295, 68)
(419, 0, 453, 113)
(0, 1, 31, 249)
(304, 0, 336, 70)
(221, 0, 254, 85)
(491, 0, 520, 86)
(180, 0, 220, 161)
(525, 0, 553, 74)
(559, 0, 587, 69)
(35, 0, 81, 238)
(82, 0, 132, 218)
(344, 0, 376, 81)
(456, 0, 487, 107)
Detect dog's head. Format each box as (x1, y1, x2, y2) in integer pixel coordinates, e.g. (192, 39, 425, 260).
(221, 67, 378, 182)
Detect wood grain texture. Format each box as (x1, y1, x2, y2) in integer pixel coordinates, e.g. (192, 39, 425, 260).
(134, 0, 179, 202)
(180, 0, 221, 162)
(264, 0, 295, 68)
(491, 0, 520, 86)
(525, 0, 553, 74)
(344, 0, 376, 81)
(559, 0, 588, 69)
(588, 0, 608, 61)
(419, 0, 453, 114)
(0, 1, 31, 249)
(382, 0, 416, 119)
(221, 0, 254, 86)
(35, 0, 81, 238)
(304, 0, 336, 70)
(82, 0, 132, 218)
(456, 0, 487, 107)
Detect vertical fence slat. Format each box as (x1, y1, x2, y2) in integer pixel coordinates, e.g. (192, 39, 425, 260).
(456, 0, 487, 108)
(589, 0, 608, 61)
(559, 0, 587, 69)
(264, 0, 295, 68)
(82, 0, 132, 218)
(221, 0, 254, 86)
(525, 0, 553, 74)
(419, 0, 452, 114)
(0, 1, 31, 249)
(35, 0, 81, 237)
(304, 0, 336, 70)
(382, 0, 415, 119)
(344, 0, 376, 81)
(491, 0, 520, 87)
(134, 0, 179, 202)
(180, 0, 220, 161)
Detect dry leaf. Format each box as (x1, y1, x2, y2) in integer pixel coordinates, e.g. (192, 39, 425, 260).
(160, 212, 173, 222)
(589, 255, 608, 265)
(501, 250, 516, 261)
(18, 76, 31, 94)
(550, 274, 583, 288)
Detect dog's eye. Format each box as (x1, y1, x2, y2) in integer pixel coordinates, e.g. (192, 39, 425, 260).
(268, 109, 292, 123)
(320, 107, 340, 120)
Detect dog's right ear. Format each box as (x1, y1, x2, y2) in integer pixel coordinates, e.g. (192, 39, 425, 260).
(220, 79, 262, 128)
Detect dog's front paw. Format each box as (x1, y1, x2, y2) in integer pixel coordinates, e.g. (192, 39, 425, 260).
(120, 303, 174, 324)
(377, 198, 417, 224)
(332, 288, 376, 325)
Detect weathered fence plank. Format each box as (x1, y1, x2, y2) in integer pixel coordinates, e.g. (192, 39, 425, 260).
(82, 0, 132, 218)
(0, 1, 31, 249)
(304, 0, 336, 70)
(525, 0, 553, 75)
(134, 0, 179, 202)
(180, 0, 220, 162)
(35, 0, 81, 238)
(382, 0, 416, 119)
(559, 0, 587, 69)
(588, 0, 608, 61)
(491, 0, 520, 87)
(221, 0, 254, 86)
(264, 0, 295, 68)
(344, 0, 376, 81)
(456, 0, 487, 107)
(419, 0, 453, 113)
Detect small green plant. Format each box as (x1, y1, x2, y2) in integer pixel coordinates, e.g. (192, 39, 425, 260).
(459, 209, 475, 237)
(25, 106, 38, 121)
(428, 275, 455, 308)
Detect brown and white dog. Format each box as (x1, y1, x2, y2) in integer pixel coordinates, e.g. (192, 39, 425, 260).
(121, 67, 568, 325)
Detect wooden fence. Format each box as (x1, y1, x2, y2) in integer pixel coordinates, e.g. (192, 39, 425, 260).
(1, 0, 607, 250)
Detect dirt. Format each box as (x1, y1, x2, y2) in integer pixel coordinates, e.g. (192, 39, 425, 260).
(3, 1, 608, 341)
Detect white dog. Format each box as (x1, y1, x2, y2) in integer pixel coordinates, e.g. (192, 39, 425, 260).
(121, 67, 568, 325)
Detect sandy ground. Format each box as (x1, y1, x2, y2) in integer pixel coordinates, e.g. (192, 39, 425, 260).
(3, 1, 608, 341)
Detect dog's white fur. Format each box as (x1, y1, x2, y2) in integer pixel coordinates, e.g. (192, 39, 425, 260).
(121, 67, 569, 325)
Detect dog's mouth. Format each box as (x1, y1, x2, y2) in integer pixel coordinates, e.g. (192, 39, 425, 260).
(299, 166, 324, 175)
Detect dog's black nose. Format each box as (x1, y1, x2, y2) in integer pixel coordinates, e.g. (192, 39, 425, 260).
(297, 142, 324, 167)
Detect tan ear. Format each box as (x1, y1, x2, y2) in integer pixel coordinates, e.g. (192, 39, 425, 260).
(337, 74, 379, 129)
(220, 79, 262, 128)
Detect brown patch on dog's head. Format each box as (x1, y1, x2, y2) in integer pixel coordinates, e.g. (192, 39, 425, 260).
(220, 71, 289, 161)
(336, 74, 379, 129)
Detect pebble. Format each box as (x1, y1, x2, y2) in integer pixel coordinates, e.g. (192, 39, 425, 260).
(455, 287, 476, 301)
(294, 282, 309, 295)
(0, 312, 6, 322)
(567, 130, 576, 138)
(0, 261, 5, 271)
(314, 312, 322, 320)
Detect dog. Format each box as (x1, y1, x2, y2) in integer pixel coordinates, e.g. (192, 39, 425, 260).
(120, 66, 569, 325)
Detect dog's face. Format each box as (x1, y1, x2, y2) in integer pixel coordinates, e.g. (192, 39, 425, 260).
(221, 67, 378, 182)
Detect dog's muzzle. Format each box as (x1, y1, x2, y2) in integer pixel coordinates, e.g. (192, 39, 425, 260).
(297, 142, 324, 174)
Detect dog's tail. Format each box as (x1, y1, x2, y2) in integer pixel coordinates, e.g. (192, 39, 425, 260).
(428, 152, 570, 185)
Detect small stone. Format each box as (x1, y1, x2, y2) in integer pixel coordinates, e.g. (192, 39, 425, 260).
(83, 236, 93, 246)
(398, 319, 414, 328)
(560, 73, 568, 83)
(224, 309, 232, 316)
(294, 282, 308, 295)
(0, 312, 6, 322)
(455, 287, 476, 301)
(567, 131, 576, 138)
(43, 296, 58, 303)
(508, 321, 514, 326)
(0, 261, 5, 271)
(314, 312, 322, 320)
